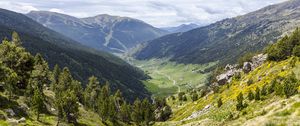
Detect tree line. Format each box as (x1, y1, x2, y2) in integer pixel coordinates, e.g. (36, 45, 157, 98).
(0, 32, 171, 125)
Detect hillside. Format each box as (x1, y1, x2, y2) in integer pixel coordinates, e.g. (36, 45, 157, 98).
(134, 0, 300, 65)
(0, 8, 150, 101)
(27, 11, 168, 53)
(154, 28, 300, 126)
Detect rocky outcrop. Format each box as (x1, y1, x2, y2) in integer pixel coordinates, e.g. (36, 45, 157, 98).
(183, 105, 211, 121)
(216, 64, 241, 85)
(217, 54, 267, 85)
(243, 54, 268, 73)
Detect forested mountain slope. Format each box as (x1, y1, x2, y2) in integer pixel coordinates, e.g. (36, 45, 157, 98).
(27, 11, 168, 53)
(134, 0, 300, 65)
(0, 8, 150, 101)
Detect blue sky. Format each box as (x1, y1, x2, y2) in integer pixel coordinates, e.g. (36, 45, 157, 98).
(0, 0, 287, 27)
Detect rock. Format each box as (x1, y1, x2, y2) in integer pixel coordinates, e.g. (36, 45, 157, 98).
(17, 117, 26, 123)
(183, 104, 211, 121)
(4, 109, 15, 117)
(243, 62, 252, 73)
(251, 54, 267, 70)
(216, 65, 241, 85)
(50, 108, 56, 111)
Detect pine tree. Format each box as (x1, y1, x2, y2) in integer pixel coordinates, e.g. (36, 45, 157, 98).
(236, 92, 244, 111)
(131, 98, 142, 124)
(55, 67, 79, 124)
(283, 73, 299, 98)
(255, 87, 261, 100)
(12, 31, 22, 46)
(142, 98, 154, 124)
(119, 102, 131, 123)
(51, 64, 60, 91)
(32, 87, 45, 121)
(217, 97, 223, 108)
(84, 76, 101, 110)
(98, 83, 110, 121)
(191, 92, 198, 102)
(261, 85, 267, 96)
(247, 90, 254, 101)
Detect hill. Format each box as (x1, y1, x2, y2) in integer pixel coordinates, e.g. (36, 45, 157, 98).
(154, 28, 300, 126)
(134, 0, 300, 65)
(27, 11, 168, 53)
(0, 8, 150, 101)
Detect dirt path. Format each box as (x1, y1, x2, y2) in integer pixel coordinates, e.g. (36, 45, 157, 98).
(154, 70, 181, 93)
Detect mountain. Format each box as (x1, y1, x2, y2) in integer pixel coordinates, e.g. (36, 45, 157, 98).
(134, 0, 300, 65)
(0, 8, 150, 101)
(161, 23, 199, 33)
(26, 11, 168, 53)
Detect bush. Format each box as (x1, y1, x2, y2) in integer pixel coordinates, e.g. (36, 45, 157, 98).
(247, 90, 254, 101)
(178, 92, 185, 101)
(217, 98, 223, 108)
(255, 87, 261, 101)
(261, 85, 267, 96)
(247, 79, 254, 86)
(236, 92, 245, 111)
(283, 73, 299, 98)
(238, 53, 255, 67)
(191, 93, 198, 102)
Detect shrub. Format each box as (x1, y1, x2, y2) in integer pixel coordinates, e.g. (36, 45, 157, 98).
(247, 79, 254, 86)
(261, 85, 267, 96)
(247, 90, 254, 101)
(191, 93, 198, 102)
(217, 97, 223, 108)
(236, 92, 245, 111)
(255, 87, 261, 101)
(283, 73, 299, 98)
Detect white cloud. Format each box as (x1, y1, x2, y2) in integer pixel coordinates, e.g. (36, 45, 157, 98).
(0, 0, 288, 27)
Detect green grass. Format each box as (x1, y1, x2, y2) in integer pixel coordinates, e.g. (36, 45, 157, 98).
(155, 57, 300, 125)
(132, 59, 217, 97)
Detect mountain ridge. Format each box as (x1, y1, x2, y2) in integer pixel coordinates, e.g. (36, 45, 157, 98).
(27, 11, 169, 53)
(134, 0, 300, 65)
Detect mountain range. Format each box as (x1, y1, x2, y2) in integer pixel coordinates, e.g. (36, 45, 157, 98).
(0, 8, 150, 101)
(27, 11, 168, 54)
(161, 23, 199, 33)
(134, 0, 300, 65)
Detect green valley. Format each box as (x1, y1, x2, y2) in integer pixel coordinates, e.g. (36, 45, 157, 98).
(130, 59, 217, 97)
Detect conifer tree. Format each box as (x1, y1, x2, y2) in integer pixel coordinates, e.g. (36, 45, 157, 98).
(12, 31, 22, 46)
(98, 83, 110, 121)
(255, 87, 261, 100)
(119, 102, 131, 123)
(84, 76, 101, 110)
(217, 97, 223, 108)
(236, 92, 244, 111)
(51, 64, 60, 91)
(248, 90, 254, 101)
(32, 87, 45, 121)
(131, 98, 142, 124)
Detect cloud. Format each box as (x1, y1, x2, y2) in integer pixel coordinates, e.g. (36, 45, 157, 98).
(0, 0, 287, 27)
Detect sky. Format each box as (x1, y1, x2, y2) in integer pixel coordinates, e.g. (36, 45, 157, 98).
(0, 0, 287, 27)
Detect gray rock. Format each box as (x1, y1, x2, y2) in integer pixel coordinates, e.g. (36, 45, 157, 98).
(4, 109, 15, 117)
(251, 54, 267, 70)
(243, 62, 252, 73)
(17, 117, 26, 123)
(216, 65, 241, 85)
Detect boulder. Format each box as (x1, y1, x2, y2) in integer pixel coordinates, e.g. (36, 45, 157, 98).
(17, 117, 26, 123)
(243, 62, 252, 73)
(251, 54, 267, 70)
(216, 65, 241, 85)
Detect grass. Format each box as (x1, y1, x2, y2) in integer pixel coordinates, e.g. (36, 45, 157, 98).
(155, 57, 300, 125)
(132, 59, 217, 97)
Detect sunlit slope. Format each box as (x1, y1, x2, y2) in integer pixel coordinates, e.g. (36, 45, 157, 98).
(156, 57, 300, 126)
